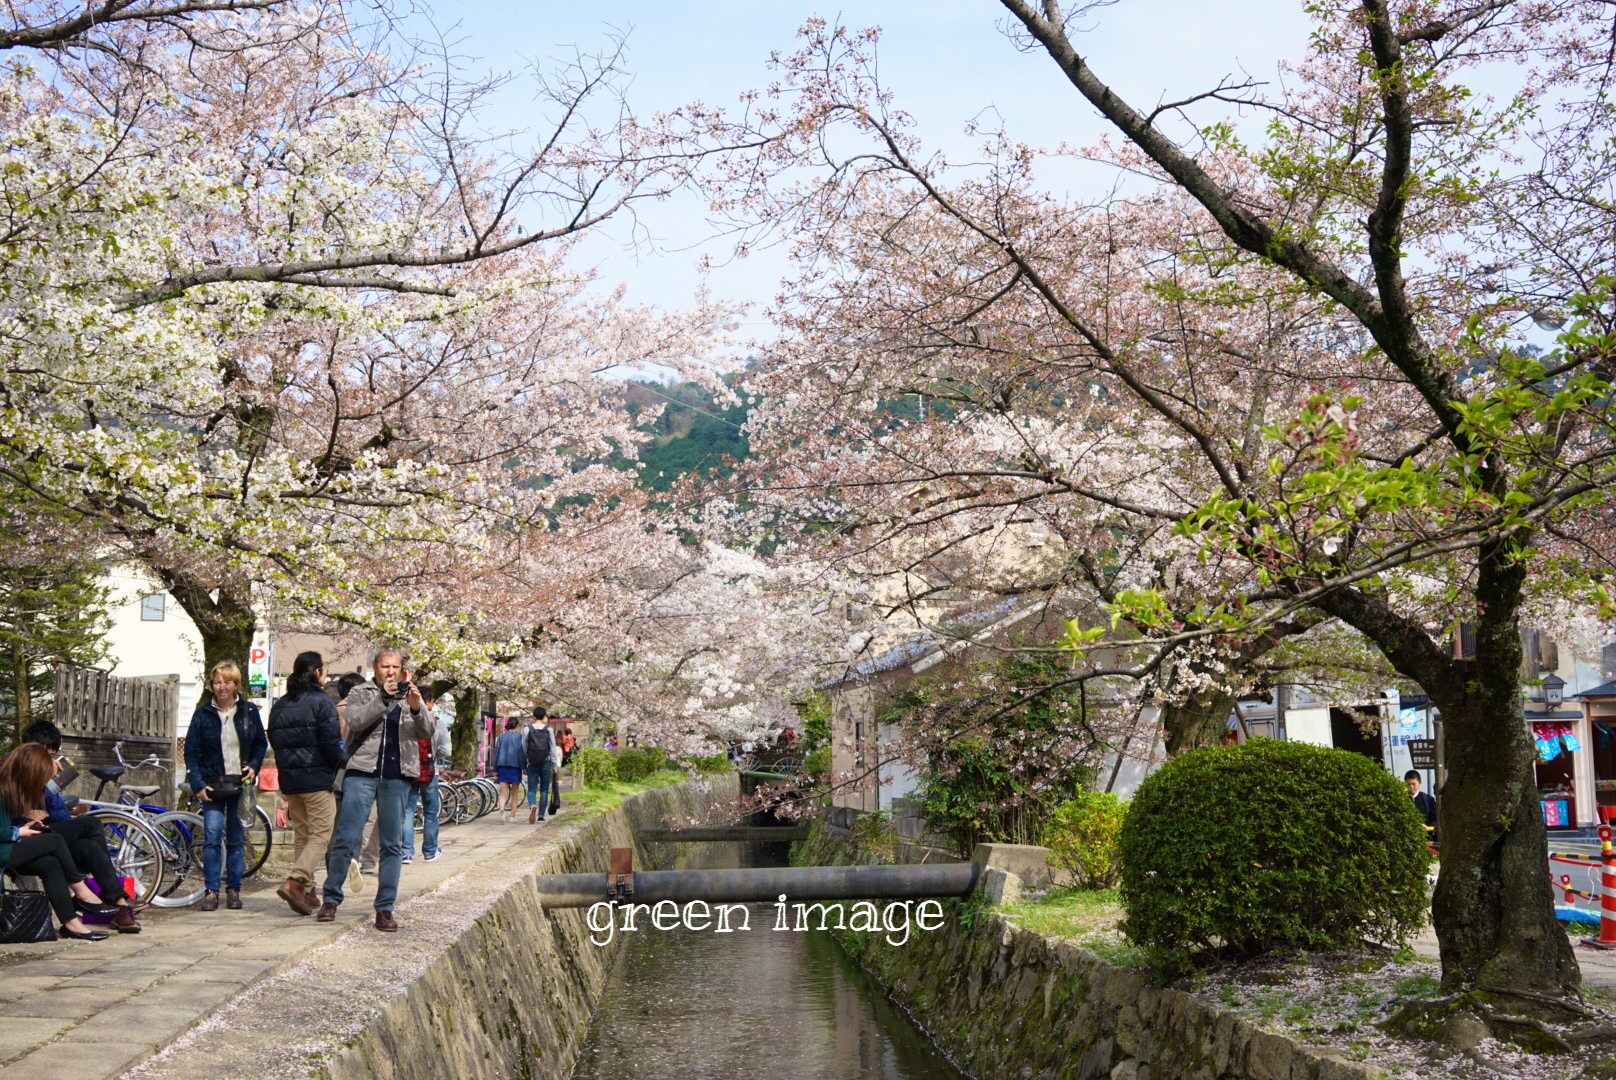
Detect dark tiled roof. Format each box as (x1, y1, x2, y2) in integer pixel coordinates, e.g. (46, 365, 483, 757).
(1575, 681, 1616, 698)
(819, 596, 1028, 688)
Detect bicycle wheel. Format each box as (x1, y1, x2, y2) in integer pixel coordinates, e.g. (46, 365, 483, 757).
(149, 810, 207, 908)
(437, 782, 463, 826)
(88, 809, 165, 906)
(451, 782, 477, 824)
(473, 778, 499, 817)
(242, 804, 273, 879)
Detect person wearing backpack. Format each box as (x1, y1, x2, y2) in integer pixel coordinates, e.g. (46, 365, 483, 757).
(523, 706, 556, 825)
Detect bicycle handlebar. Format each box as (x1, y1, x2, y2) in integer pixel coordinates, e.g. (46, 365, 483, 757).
(113, 740, 171, 775)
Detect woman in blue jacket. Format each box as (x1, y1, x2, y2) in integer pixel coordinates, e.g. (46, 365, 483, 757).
(183, 660, 267, 912)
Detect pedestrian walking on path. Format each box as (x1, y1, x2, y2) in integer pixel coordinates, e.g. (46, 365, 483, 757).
(318, 648, 439, 932)
(0, 743, 117, 940)
(401, 685, 451, 862)
(19, 720, 141, 932)
(267, 652, 343, 915)
(184, 661, 267, 913)
(492, 717, 526, 823)
(524, 707, 556, 825)
(551, 724, 576, 817)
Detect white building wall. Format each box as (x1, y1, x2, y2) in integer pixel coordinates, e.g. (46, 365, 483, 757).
(101, 564, 203, 727)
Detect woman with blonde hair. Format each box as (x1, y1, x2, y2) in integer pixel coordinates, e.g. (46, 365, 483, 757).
(183, 660, 267, 911)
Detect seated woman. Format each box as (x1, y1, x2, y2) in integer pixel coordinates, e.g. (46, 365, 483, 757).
(0, 743, 117, 941)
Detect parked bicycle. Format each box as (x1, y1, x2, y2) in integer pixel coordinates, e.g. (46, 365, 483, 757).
(82, 742, 273, 906)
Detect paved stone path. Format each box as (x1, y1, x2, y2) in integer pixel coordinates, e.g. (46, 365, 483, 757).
(1411, 927, 1616, 990)
(0, 808, 568, 1080)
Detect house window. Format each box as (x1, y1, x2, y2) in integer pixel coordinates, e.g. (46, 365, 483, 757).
(139, 593, 166, 621)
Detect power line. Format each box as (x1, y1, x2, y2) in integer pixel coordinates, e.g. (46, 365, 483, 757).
(632, 382, 749, 432)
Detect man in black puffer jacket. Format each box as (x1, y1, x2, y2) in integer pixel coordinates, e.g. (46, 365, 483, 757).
(267, 651, 344, 915)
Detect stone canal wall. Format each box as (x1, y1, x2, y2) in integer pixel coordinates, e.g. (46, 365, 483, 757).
(837, 906, 1383, 1080)
(324, 774, 737, 1080)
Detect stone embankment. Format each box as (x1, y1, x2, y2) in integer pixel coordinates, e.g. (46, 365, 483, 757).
(122, 774, 735, 1080)
(799, 816, 1385, 1080)
(839, 907, 1384, 1080)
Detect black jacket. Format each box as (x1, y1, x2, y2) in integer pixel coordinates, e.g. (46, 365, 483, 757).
(184, 698, 267, 797)
(1412, 790, 1438, 830)
(267, 690, 344, 795)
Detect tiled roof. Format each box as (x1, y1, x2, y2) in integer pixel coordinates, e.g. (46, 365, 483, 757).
(818, 596, 1028, 688)
(1575, 681, 1616, 698)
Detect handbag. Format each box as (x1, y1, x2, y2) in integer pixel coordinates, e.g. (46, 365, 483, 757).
(0, 873, 58, 944)
(206, 776, 244, 800)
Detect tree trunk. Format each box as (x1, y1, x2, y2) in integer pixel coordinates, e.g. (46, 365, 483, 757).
(155, 567, 256, 704)
(1160, 687, 1237, 756)
(451, 687, 481, 773)
(1428, 548, 1578, 997)
(12, 620, 29, 731)
(1314, 544, 1578, 1000)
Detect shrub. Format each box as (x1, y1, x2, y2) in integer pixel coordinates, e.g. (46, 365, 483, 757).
(896, 651, 1094, 857)
(1043, 790, 1126, 889)
(683, 753, 733, 774)
(571, 746, 618, 788)
(802, 745, 831, 780)
(613, 748, 655, 783)
(796, 691, 832, 752)
(1119, 740, 1431, 967)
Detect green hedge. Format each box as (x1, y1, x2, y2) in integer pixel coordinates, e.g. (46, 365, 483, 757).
(684, 753, 734, 774)
(613, 746, 667, 783)
(571, 746, 618, 788)
(1119, 740, 1431, 966)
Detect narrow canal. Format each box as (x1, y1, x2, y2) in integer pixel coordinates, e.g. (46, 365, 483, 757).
(568, 841, 966, 1080)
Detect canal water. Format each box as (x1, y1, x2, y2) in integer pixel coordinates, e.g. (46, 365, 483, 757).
(568, 842, 965, 1080)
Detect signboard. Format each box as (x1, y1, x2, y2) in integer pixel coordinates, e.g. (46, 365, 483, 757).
(1407, 738, 1437, 769)
(248, 629, 271, 697)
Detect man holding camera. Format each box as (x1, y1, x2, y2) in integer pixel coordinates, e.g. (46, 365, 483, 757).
(316, 649, 439, 932)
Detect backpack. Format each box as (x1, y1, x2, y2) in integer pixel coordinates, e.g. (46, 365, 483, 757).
(523, 725, 554, 768)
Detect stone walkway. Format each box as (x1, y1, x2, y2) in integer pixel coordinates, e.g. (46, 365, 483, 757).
(1411, 927, 1616, 989)
(0, 808, 568, 1080)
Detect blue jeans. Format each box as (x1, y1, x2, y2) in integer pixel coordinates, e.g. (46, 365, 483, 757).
(526, 760, 553, 816)
(402, 777, 440, 857)
(323, 774, 408, 911)
(200, 794, 244, 892)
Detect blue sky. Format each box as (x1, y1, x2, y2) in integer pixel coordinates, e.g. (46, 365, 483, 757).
(430, 2, 1313, 329)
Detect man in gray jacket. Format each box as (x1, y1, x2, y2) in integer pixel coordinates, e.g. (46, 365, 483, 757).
(317, 648, 439, 931)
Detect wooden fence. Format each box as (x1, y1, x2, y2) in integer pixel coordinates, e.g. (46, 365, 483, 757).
(53, 667, 184, 806)
(54, 667, 181, 741)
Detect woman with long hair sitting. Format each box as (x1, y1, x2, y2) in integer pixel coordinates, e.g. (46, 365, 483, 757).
(0, 744, 117, 940)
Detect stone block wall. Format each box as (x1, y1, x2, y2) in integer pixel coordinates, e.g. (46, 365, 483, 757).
(324, 775, 737, 1080)
(838, 907, 1383, 1080)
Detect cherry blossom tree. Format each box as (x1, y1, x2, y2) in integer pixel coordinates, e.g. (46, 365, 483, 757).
(0, 1, 752, 692)
(703, 1, 1616, 1004)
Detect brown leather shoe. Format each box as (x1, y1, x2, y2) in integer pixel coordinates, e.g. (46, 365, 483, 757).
(316, 901, 338, 922)
(225, 888, 242, 910)
(199, 890, 219, 912)
(277, 878, 316, 916)
(110, 907, 141, 933)
(375, 910, 397, 932)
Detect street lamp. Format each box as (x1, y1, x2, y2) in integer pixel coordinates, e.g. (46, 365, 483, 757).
(1542, 673, 1566, 709)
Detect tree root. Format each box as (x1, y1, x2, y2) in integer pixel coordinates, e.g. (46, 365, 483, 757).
(1381, 992, 1584, 1054)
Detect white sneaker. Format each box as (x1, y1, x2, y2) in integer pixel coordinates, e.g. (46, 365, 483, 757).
(424, 851, 442, 862)
(347, 859, 365, 896)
